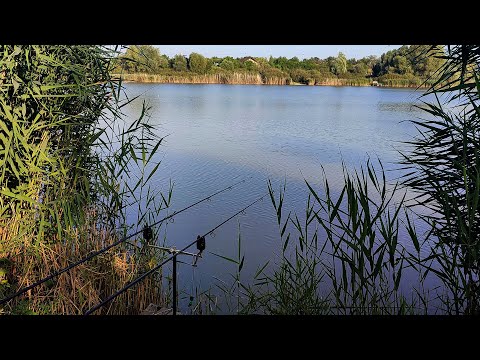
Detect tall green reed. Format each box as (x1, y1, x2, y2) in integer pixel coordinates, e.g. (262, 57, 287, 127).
(0, 45, 170, 314)
(399, 46, 480, 314)
(231, 162, 428, 315)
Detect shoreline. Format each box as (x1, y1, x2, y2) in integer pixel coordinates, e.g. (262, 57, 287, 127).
(117, 76, 427, 89)
(121, 80, 427, 89)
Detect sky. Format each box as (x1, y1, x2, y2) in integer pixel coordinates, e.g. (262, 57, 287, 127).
(155, 45, 402, 60)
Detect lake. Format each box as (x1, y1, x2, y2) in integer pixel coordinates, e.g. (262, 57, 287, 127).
(120, 83, 431, 312)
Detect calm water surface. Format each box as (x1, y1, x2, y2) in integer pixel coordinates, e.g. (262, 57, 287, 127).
(120, 84, 431, 310)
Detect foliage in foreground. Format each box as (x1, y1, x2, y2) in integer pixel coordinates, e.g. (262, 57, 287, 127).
(215, 162, 428, 314)
(0, 45, 170, 314)
(399, 45, 480, 314)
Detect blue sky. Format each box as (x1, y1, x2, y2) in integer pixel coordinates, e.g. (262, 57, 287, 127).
(155, 45, 402, 60)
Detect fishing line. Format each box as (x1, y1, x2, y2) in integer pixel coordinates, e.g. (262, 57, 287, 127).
(84, 192, 267, 315)
(0, 176, 250, 306)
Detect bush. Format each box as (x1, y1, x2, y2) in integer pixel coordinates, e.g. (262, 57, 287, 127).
(189, 52, 208, 74)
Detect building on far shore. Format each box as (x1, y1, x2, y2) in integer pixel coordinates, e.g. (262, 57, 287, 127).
(239, 57, 259, 65)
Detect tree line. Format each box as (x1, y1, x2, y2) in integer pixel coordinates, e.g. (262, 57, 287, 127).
(114, 45, 445, 86)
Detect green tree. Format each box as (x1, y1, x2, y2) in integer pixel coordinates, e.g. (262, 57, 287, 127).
(393, 55, 412, 74)
(270, 56, 289, 71)
(172, 54, 188, 71)
(302, 58, 321, 71)
(353, 62, 369, 76)
(159, 54, 169, 69)
(189, 52, 208, 74)
(424, 49, 444, 78)
(333, 52, 347, 75)
(220, 59, 235, 71)
(244, 59, 258, 71)
(290, 68, 310, 83)
(287, 57, 301, 69)
(121, 45, 166, 73)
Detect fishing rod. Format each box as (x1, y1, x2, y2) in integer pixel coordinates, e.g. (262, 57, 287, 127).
(84, 192, 267, 315)
(0, 177, 250, 306)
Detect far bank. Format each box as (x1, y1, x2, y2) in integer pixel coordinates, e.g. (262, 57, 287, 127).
(115, 72, 430, 89)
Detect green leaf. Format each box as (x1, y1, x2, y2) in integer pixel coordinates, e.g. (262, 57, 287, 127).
(0, 188, 35, 204)
(283, 233, 291, 252)
(405, 211, 420, 253)
(254, 261, 270, 279)
(280, 213, 290, 237)
(144, 162, 161, 185)
(330, 187, 346, 222)
(89, 128, 106, 145)
(208, 251, 238, 264)
(239, 256, 245, 272)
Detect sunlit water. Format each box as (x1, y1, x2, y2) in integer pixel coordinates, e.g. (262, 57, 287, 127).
(118, 83, 439, 312)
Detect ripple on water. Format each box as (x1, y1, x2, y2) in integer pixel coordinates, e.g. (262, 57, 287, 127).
(118, 83, 435, 306)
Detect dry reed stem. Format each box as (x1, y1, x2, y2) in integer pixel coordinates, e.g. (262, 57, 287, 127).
(0, 210, 165, 315)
